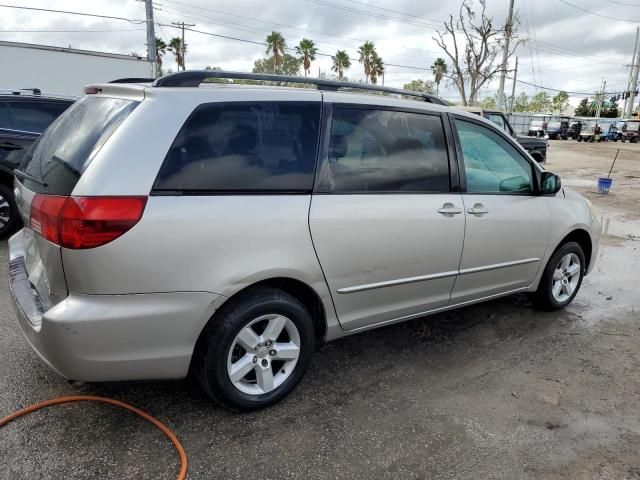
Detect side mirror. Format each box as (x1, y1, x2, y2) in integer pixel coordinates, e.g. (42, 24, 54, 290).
(540, 171, 562, 195)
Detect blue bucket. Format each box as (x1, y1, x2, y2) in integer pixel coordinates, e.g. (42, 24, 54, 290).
(597, 177, 613, 194)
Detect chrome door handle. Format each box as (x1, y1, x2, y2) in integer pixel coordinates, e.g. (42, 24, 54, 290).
(467, 203, 489, 216)
(437, 203, 463, 217)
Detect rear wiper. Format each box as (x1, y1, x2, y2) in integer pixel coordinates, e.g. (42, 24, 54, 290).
(13, 169, 48, 187)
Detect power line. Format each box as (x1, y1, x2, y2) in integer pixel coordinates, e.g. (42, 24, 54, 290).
(512, 78, 627, 96)
(340, 0, 443, 24)
(558, 0, 640, 22)
(603, 0, 640, 5)
(0, 3, 146, 24)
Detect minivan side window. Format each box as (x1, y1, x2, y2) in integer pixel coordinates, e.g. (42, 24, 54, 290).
(455, 119, 533, 194)
(154, 102, 321, 192)
(321, 108, 450, 193)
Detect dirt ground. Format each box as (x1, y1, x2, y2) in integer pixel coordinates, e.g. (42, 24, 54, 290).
(1, 140, 639, 480)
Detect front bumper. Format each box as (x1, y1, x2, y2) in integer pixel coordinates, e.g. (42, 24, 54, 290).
(9, 247, 220, 382)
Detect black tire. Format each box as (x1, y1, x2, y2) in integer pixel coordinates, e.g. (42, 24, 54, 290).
(622, 138, 626, 143)
(0, 183, 21, 239)
(530, 241, 586, 311)
(192, 287, 315, 411)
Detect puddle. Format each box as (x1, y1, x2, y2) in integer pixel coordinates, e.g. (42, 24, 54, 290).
(600, 215, 640, 240)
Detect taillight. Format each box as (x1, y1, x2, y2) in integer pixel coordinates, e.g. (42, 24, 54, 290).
(30, 195, 147, 249)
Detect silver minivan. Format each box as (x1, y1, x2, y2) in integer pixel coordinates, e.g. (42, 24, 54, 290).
(8, 72, 601, 411)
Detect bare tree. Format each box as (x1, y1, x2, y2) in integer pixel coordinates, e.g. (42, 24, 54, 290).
(433, 0, 522, 106)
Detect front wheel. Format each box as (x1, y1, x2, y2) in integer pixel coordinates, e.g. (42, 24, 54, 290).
(193, 288, 315, 411)
(530, 242, 585, 311)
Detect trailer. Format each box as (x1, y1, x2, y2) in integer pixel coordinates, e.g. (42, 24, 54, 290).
(0, 41, 153, 97)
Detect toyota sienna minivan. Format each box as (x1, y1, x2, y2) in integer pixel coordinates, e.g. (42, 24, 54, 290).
(8, 72, 601, 411)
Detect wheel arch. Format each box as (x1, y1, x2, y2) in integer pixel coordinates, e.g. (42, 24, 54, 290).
(556, 228, 593, 271)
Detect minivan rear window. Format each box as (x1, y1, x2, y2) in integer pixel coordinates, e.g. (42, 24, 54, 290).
(18, 97, 138, 195)
(153, 101, 321, 193)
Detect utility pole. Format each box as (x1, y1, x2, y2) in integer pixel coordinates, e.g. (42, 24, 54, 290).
(626, 27, 640, 118)
(497, 0, 516, 111)
(623, 27, 639, 116)
(172, 21, 195, 70)
(142, 0, 156, 77)
(509, 56, 519, 113)
(596, 79, 606, 118)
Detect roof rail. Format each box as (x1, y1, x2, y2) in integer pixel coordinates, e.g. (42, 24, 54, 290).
(109, 77, 155, 84)
(0, 88, 41, 96)
(152, 70, 448, 106)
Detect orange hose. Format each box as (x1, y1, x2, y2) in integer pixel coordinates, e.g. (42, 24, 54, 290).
(0, 395, 187, 480)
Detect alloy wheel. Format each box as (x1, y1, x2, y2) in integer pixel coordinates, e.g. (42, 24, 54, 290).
(551, 253, 581, 303)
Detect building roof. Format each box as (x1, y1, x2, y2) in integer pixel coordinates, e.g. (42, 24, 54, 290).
(0, 40, 150, 63)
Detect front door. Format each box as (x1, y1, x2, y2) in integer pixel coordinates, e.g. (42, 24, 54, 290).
(310, 105, 464, 331)
(450, 117, 551, 304)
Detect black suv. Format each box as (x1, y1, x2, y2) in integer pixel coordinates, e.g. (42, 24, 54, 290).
(0, 90, 74, 237)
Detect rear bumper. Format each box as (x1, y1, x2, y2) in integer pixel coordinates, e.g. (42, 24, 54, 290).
(9, 239, 220, 381)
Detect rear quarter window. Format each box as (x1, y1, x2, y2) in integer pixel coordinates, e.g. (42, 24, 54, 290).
(153, 101, 321, 192)
(18, 96, 138, 195)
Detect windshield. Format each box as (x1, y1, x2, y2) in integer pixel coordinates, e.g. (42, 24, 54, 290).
(548, 121, 561, 129)
(625, 121, 640, 132)
(18, 96, 138, 195)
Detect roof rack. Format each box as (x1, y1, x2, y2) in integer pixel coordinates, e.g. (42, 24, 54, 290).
(109, 77, 155, 84)
(0, 88, 41, 96)
(151, 70, 448, 106)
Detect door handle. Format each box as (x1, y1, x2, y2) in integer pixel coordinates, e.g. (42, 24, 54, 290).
(467, 203, 489, 216)
(437, 202, 463, 217)
(0, 142, 23, 151)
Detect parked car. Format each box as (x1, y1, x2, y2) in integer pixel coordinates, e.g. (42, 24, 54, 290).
(9, 72, 601, 411)
(461, 107, 548, 163)
(547, 117, 570, 140)
(621, 119, 640, 143)
(0, 89, 74, 237)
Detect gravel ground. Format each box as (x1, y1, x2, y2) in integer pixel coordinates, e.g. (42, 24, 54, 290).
(1, 140, 639, 479)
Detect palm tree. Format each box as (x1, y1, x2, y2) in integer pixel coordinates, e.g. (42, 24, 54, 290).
(295, 38, 318, 77)
(331, 50, 351, 80)
(155, 37, 167, 76)
(369, 52, 384, 85)
(358, 41, 376, 83)
(168, 37, 185, 71)
(431, 57, 447, 96)
(266, 31, 286, 74)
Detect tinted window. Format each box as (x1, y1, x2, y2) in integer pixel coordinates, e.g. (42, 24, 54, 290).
(0, 103, 10, 129)
(19, 97, 138, 195)
(455, 119, 533, 194)
(485, 113, 506, 131)
(9, 101, 70, 133)
(154, 102, 321, 192)
(323, 108, 449, 193)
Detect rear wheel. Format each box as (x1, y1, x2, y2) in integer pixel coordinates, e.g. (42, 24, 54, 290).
(193, 288, 315, 411)
(530, 242, 585, 311)
(0, 183, 21, 239)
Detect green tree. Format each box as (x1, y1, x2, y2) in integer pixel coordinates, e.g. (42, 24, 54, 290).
(168, 37, 185, 71)
(513, 92, 529, 112)
(331, 50, 351, 80)
(480, 96, 497, 109)
(369, 52, 384, 85)
(253, 54, 301, 76)
(358, 41, 376, 83)
(551, 91, 570, 114)
(574, 98, 592, 116)
(265, 31, 287, 74)
(403, 79, 435, 94)
(431, 57, 448, 96)
(528, 91, 552, 113)
(295, 38, 318, 77)
(155, 37, 167, 76)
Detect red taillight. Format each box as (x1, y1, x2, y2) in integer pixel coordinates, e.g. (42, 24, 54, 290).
(30, 195, 147, 249)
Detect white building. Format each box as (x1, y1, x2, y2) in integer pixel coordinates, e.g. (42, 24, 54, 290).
(0, 41, 154, 97)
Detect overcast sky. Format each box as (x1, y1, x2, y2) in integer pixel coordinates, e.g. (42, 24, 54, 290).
(1, 0, 638, 104)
